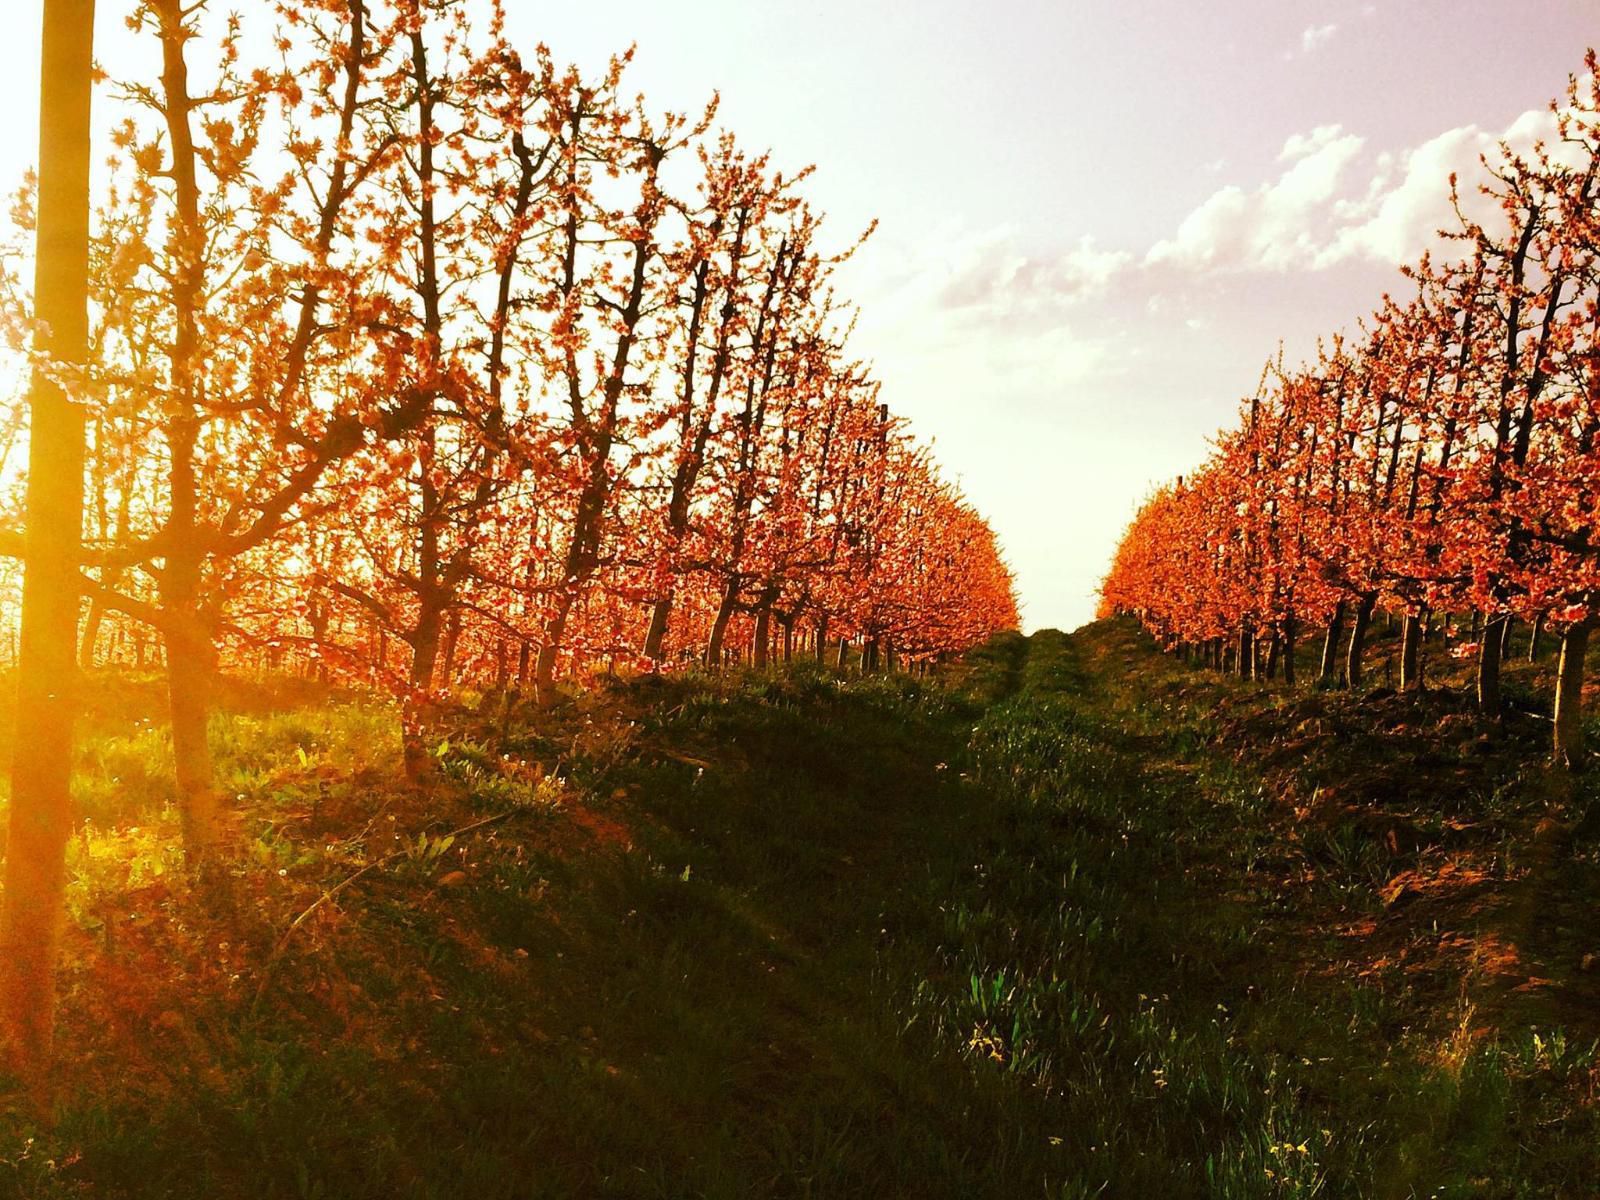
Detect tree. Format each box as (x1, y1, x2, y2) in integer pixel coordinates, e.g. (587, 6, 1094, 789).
(0, 0, 95, 1084)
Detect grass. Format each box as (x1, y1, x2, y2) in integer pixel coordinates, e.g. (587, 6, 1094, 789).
(0, 625, 1595, 1196)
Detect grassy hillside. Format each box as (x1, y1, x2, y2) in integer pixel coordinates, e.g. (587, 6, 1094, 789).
(0, 624, 1597, 1197)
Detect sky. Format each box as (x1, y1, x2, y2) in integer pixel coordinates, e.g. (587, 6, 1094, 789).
(1, 1, 1596, 630)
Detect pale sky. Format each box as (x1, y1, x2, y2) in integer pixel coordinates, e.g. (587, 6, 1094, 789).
(1, 1, 1595, 630)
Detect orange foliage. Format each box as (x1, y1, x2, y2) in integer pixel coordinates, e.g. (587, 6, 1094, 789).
(1103, 53, 1600, 696)
(0, 0, 1019, 743)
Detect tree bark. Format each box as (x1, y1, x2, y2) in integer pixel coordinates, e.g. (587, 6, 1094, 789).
(1478, 613, 1507, 717)
(752, 602, 772, 669)
(308, 601, 330, 684)
(1237, 626, 1254, 680)
(641, 598, 672, 665)
(535, 597, 569, 700)
(1346, 593, 1376, 690)
(1, 0, 95, 1086)
(166, 620, 221, 856)
(1319, 601, 1346, 684)
(1553, 619, 1591, 769)
(439, 609, 461, 691)
(1528, 612, 1544, 663)
(77, 597, 106, 669)
(1400, 612, 1424, 692)
(403, 603, 443, 779)
(705, 576, 739, 667)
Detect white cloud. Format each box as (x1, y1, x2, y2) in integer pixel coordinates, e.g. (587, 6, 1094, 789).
(925, 228, 1131, 314)
(840, 224, 1130, 427)
(1300, 23, 1339, 54)
(1147, 126, 1365, 271)
(1279, 124, 1347, 163)
(1322, 106, 1571, 266)
(1150, 100, 1581, 276)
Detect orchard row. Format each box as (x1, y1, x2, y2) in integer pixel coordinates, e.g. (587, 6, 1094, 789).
(1102, 54, 1600, 765)
(0, 0, 1019, 850)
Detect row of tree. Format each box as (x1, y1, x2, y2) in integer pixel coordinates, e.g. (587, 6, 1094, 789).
(0, 0, 1019, 835)
(1101, 54, 1600, 765)
(0, 0, 1017, 1079)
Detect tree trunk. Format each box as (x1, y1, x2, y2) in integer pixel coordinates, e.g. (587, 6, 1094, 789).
(814, 615, 828, 664)
(404, 606, 443, 778)
(1237, 626, 1254, 680)
(706, 576, 739, 667)
(493, 639, 508, 690)
(78, 595, 106, 669)
(1281, 614, 1297, 685)
(1553, 619, 1591, 769)
(1319, 601, 1346, 684)
(308, 603, 330, 685)
(439, 609, 461, 691)
(1264, 635, 1280, 681)
(166, 620, 221, 859)
(1478, 613, 1507, 717)
(1346, 594, 1376, 690)
(1, 0, 95, 1086)
(536, 591, 575, 701)
(1400, 612, 1424, 692)
(1499, 614, 1516, 661)
(752, 603, 771, 669)
(1528, 612, 1544, 663)
(642, 595, 672, 663)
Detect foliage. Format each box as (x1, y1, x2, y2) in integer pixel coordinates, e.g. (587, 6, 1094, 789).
(1102, 53, 1600, 732)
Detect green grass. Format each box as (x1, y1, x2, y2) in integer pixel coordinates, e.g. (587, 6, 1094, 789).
(0, 629, 1596, 1197)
